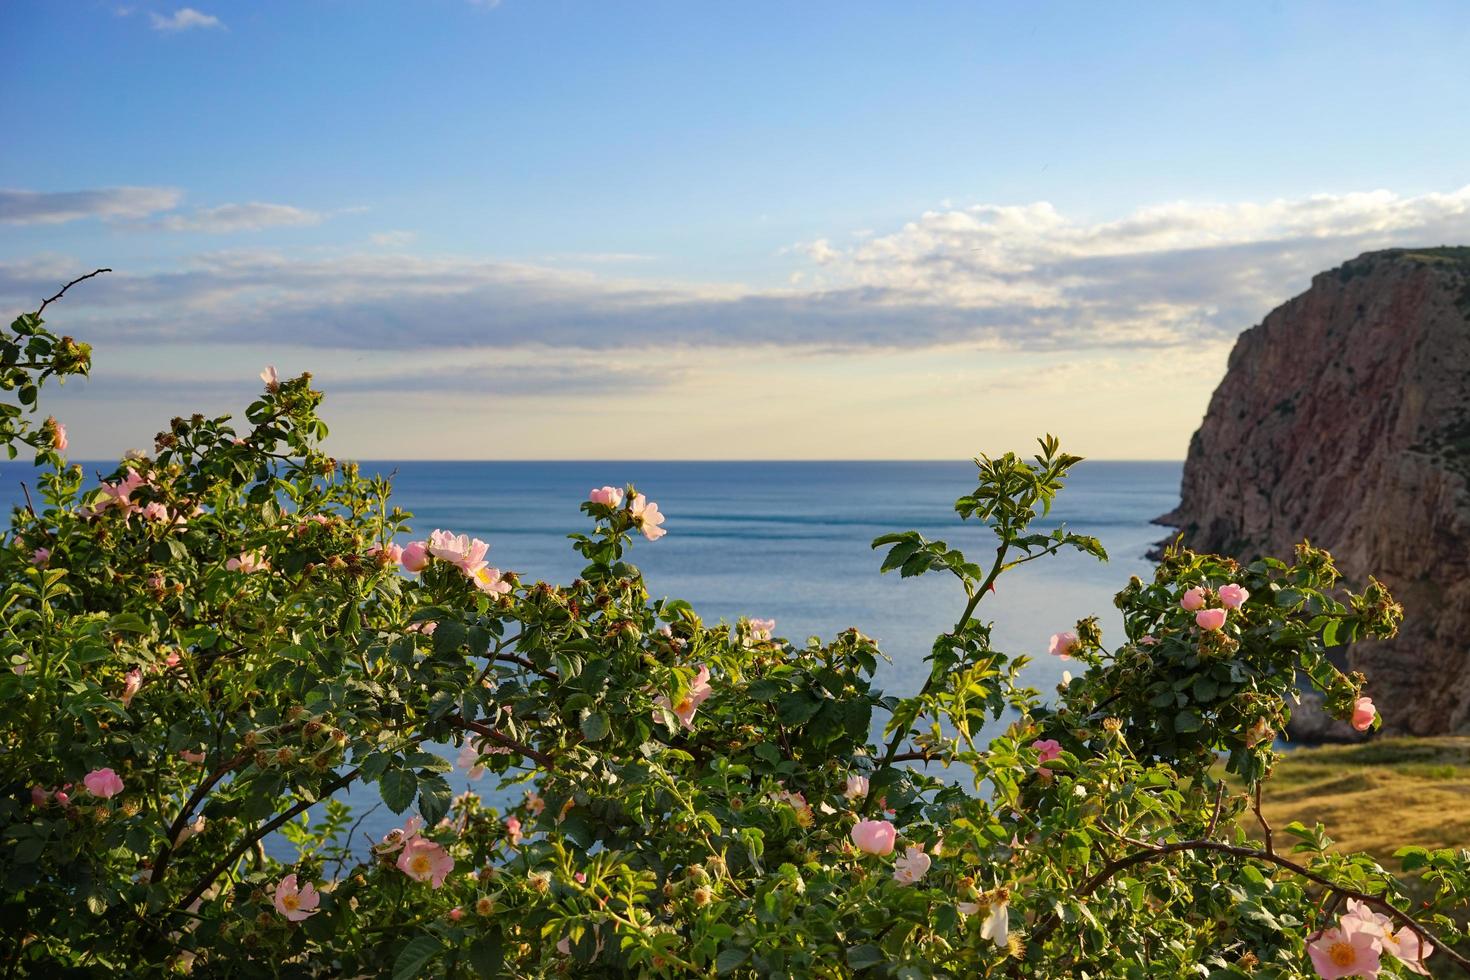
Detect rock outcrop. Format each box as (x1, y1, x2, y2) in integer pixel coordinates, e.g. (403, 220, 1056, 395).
(1156, 247, 1470, 736)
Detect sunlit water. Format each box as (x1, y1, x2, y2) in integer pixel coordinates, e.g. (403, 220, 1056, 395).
(4, 459, 1181, 861)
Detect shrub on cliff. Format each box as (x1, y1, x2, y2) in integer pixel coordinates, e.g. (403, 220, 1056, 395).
(1, 276, 1466, 977)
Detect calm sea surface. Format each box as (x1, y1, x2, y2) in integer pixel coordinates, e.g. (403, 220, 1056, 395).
(4, 460, 1182, 857)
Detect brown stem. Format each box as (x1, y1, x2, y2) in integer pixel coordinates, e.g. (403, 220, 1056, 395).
(493, 652, 557, 681)
(174, 767, 361, 912)
(1029, 834, 1470, 974)
(866, 542, 1007, 814)
(36, 268, 111, 316)
(1252, 782, 1274, 856)
(457, 719, 556, 768)
(149, 752, 250, 885)
(1205, 781, 1227, 839)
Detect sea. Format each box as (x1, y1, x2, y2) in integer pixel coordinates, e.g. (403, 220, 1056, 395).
(4, 460, 1182, 858)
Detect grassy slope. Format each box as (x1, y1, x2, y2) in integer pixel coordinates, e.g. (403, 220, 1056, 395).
(1254, 737, 1470, 860)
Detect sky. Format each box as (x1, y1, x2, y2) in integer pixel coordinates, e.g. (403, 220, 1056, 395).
(2, 1, 1469, 460)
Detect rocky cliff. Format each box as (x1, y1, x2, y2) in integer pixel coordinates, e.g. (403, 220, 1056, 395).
(1156, 247, 1470, 736)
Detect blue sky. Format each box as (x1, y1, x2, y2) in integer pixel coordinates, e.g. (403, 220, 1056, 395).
(3, 1, 1469, 458)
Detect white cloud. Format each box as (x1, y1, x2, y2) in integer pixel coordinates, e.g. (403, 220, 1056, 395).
(369, 230, 418, 248)
(5, 185, 1469, 359)
(0, 187, 182, 225)
(150, 8, 223, 32)
(155, 203, 322, 233)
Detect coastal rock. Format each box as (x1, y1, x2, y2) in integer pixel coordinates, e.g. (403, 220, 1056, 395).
(1156, 248, 1470, 736)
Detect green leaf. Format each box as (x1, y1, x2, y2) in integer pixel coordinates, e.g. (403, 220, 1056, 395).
(880, 540, 923, 572)
(105, 613, 150, 635)
(776, 691, 823, 727)
(580, 711, 611, 742)
(432, 620, 468, 657)
(417, 774, 452, 826)
(1174, 709, 1202, 733)
(468, 935, 504, 976)
(715, 948, 750, 974)
(393, 935, 443, 980)
(359, 751, 393, 781)
(847, 944, 885, 970)
(1323, 618, 1341, 647)
(379, 768, 418, 814)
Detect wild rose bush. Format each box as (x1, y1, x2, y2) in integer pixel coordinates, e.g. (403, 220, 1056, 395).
(3, 286, 1470, 978)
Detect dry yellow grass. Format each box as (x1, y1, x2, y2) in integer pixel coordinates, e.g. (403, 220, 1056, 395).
(1247, 737, 1470, 862)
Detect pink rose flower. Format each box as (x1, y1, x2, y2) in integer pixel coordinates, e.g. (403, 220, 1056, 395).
(374, 816, 424, 856)
(30, 786, 50, 807)
(1195, 608, 1228, 631)
(260, 365, 279, 391)
(1032, 739, 1063, 775)
(31, 547, 50, 566)
(457, 739, 489, 780)
(46, 417, 67, 453)
(1381, 924, 1434, 975)
(83, 768, 124, 799)
(121, 668, 142, 708)
(400, 540, 430, 572)
(54, 789, 70, 806)
(90, 470, 147, 518)
(505, 815, 523, 845)
(630, 494, 666, 541)
(843, 774, 869, 800)
(588, 486, 624, 507)
(1048, 631, 1079, 659)
(851, 819, 897, 856)
(368, 542, 405, 564)
(1308, 920, 1382, 979)
(427, 529, 488, 572)
(180, 749, 206, 765)
(653, 665, 713, 729)
(749, 618, 776, 642)
(1180, 587, 1207, 611)
(139, 502, 169, 522)
(225, 550, 269, 574)
(471, 566, 512, 595)
(448, 907, 464, 922)
(271, 873, 320, 921)
(892, 844, 931, 885)
(1218, 583, 1250, 609)
(397, 838, 454, 887)
(1352, 696, 1377, 732)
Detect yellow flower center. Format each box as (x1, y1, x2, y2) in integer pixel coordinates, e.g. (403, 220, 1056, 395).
(281, 895, 299, 912)
(410, 854, 432, 875)
(1329, 941, 1355, 967)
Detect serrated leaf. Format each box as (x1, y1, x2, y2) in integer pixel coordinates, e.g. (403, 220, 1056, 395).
(393, 935, 442, 980)
(468, 935, 504, 976)
(716, 948, 750, 974)
(417, 773, 452, 825)
(776, 690, 822, 727)
(379, 768, 417, 814)
(847, 944, 885, 970)
(580, 711, 611, 742)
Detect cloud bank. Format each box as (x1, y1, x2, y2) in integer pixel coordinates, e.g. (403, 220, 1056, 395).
(0, 187, 183, 225)
(6, 186, 1469, 358)
(154, 203, 323, 233)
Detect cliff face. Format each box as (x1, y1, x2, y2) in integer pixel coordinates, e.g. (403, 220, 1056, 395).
(1157, 248, 1470, 735)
